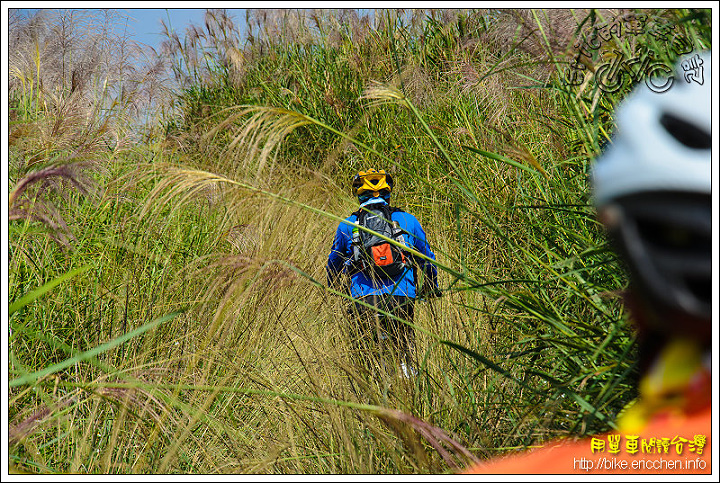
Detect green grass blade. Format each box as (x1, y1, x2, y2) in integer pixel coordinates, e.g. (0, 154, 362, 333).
(462, 145, 541, 177)
(9, 264, 92, 316)
(9, 311, 183, 388)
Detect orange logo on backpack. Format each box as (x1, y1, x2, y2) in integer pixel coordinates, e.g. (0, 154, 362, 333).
(372, 244, 394, 266)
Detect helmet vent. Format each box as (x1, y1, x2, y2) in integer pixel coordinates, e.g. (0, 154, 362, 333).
(659, 113, 711, 149)
(636, 218, 710, 256)
(685, 275, 711, 307)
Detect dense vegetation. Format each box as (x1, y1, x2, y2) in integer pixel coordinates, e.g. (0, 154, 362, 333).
(7, 8, 712, 474)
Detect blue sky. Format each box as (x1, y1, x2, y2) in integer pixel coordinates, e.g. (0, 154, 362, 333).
(124, 8, 249, 48)
(9, 6, 384, 50)
(126, 8, 211, 47)
(11, 7, 248, 50)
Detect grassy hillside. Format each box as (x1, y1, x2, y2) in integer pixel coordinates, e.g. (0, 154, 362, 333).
(7, 8, 712, 474)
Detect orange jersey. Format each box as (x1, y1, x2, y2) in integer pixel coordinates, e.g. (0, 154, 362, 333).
(465, 407, 711, 475)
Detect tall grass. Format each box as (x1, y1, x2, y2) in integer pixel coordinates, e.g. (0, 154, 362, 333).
(7, 7, 712, 474)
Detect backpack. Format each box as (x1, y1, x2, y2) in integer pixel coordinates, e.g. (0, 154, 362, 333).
(351, 204, 411, 279)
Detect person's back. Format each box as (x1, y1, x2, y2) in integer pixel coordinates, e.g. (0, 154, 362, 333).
(466, 51, 712, 475)
(326, 169, 440, 378)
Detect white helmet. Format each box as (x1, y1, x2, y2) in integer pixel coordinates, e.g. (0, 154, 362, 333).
(591, 51, 712, 337)
(592, 51, 711, 206)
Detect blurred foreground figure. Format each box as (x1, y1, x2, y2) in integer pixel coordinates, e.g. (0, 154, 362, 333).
(466, 51, 712, 475)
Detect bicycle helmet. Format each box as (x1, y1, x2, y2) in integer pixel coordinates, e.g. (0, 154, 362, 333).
(591, 51, 712, 337)
(352, 169, 394, 197)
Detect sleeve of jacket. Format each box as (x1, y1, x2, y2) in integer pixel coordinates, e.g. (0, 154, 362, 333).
(408, 215, 439, 290)
(326, 221, 351, 291)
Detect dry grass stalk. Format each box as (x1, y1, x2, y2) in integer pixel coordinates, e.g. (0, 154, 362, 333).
(377, 407, 480, 470)
(8, 162, 98, 245)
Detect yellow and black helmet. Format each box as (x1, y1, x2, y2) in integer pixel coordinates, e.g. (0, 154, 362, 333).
(352, 169, 394, 197)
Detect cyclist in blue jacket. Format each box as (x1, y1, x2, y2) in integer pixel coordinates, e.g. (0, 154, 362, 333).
(327, 169, 440, 378)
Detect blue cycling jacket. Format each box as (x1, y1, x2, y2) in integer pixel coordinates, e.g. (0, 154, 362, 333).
(326, 201, 438, 299)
